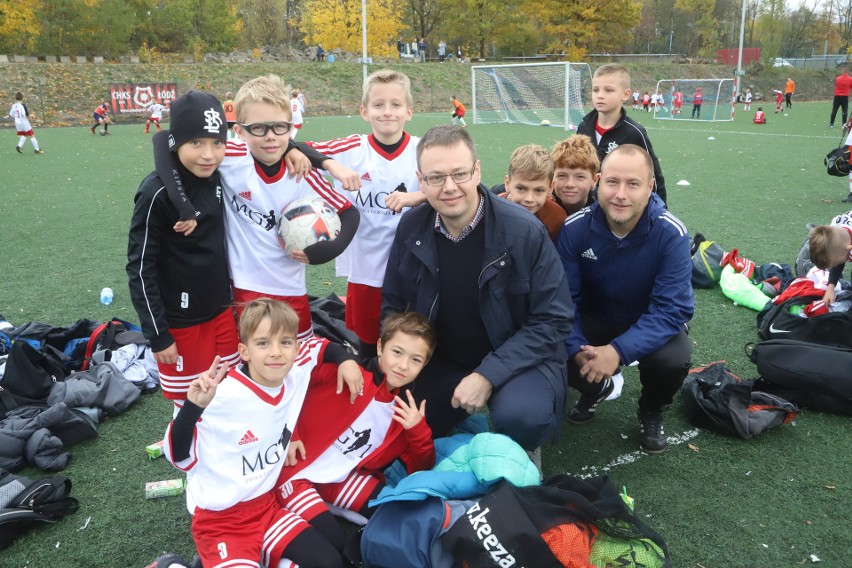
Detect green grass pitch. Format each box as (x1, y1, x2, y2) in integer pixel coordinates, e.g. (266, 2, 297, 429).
(0, 103, 850, 566)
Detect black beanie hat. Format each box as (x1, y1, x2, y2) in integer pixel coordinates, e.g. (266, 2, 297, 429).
(168, 90, 228, 151)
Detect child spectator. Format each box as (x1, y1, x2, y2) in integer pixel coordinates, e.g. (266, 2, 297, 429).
(499, 144, 566, 241)
(576, 63, 668, 205)
(223, 91, 237, 139)
(9, 92, 43, 154)
(753, 106, 766, 124)
(808, 211, 852, 306)
(127, 91, 240, 409)
(773, 89, 784, 113)
(307, 70, 425, 358)
(551, 134, 599, 217)
(691, 87, 703, 118)
(451, 95, 467, 127)
(144, 101, 166, 133)
(642, 91, 651, 112)
(164, 298, 363, 568)
(290, 88, 305, 140)
(90, 101, 111, 135)
(744, 87, 753, 111)
(277, 312, 436, 533)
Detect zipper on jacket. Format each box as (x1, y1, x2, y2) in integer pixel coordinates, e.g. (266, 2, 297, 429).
(478, 252, 507, 287)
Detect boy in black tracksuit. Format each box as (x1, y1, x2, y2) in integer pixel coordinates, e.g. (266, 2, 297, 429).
(126, 91, 239, 410)
(577, 63, 668, 206)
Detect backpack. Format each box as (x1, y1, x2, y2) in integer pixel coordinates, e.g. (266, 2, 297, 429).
(80, 319, 147, 371)
(690, 233, 725, 288)
(748, 339, 852, 416)
(0, 341, 66, 415)
(681, 361, 798, 439)
(825, 145, 851, 176)
(0, 469, 79, 550)
(756, 294, 852, 347)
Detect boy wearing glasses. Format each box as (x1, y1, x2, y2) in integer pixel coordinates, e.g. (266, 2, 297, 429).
(222, 74, 360, 340)
(127, 91, 241, 407)
(382, 125, 573, 462)
(308, 70, 426, 359)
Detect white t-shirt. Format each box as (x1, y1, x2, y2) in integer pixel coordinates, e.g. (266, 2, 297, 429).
(165, 337, 327, 513)
(148, 103, 165, 119)
(9, 102, 31, 132)
(309, 133, 421, 287)
(291, 98, 304, 126)
(220, 140, 351, 295)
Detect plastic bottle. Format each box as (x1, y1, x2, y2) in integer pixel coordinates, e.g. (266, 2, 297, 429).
(100, 287, 114, 305)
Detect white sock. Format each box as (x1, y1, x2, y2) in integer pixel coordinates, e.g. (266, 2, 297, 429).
(31, 138, 40, 151)
(18, 136, 26, 147)
(460, 118, 466, 126)
(847, 172, 852, 193)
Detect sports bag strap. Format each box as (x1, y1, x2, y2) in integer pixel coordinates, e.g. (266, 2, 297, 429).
(32, 497, 79, 519)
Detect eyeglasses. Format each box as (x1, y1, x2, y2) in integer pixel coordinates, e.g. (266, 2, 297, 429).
(421, 165, 477, 187)
(239, 121, 292, 137)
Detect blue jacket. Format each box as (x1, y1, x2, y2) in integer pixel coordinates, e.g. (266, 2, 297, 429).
(556, 193, 694, 364)
(382, 186, 573, 391)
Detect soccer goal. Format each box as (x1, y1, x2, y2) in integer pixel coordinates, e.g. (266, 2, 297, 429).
(653, 78, 736, 122)
(471, 62, 592, 129)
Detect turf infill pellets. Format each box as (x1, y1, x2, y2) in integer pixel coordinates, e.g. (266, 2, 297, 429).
(145, 479, 185, 499)
(146, 439, 165, 461)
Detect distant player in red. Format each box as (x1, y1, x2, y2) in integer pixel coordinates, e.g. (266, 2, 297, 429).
(144, 102, 166, 133)
(691, 87, 703, 118)
(90, 102, 111, 135)
(672, 90, 684, 115)
(451, 95, 467, 127)
(753, 106, 766, 124)
(773, 89, 784, 113)
(642, 91, 651, 111)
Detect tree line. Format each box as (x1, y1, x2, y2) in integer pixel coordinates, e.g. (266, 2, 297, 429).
(1, 0, 850, 61)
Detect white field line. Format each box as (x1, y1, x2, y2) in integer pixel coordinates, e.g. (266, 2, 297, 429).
(570, 428, 701, 479)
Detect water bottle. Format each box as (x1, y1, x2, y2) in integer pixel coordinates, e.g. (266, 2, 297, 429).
(100, 287, 114, 305)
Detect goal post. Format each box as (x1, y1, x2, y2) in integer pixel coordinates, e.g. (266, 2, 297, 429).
(652, 78, 736, 122)
(471, 62, 592, 129)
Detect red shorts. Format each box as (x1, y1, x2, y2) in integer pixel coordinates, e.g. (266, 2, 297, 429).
(344, 282, 382, 344)
(192, 492, 310, 568)
(147, 117, 160, 123)
(158, 308, 239, 400)
(280, 471, 381, 520)
(233, 288, 313, 341)
(16, 129, 34, 137)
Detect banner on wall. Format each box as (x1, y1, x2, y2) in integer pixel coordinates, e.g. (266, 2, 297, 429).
(109, 83, 178, 114)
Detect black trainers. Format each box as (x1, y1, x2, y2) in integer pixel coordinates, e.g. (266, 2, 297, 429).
(15, 146, 22, 153)
(566, 377, 614, 424)
(843, 194, 852, 203)
(637, 409, 667, 453)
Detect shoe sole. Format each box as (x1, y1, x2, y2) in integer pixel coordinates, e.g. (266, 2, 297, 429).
(640, 444, 667, 454)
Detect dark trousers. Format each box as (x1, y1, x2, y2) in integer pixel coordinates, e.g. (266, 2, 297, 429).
(831, 95, 849, 126)
(411, 354, 566, 450)
(567, 315, 691, 413)
(785, 93, 792, 108)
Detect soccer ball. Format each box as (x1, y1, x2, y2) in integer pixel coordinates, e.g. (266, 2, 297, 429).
(277, 197, 342, 254)
(540, 119, 551, 126)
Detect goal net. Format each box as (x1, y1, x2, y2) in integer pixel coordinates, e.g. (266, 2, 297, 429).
(652, 78, 736, 122)
(472, 62, 592, 129)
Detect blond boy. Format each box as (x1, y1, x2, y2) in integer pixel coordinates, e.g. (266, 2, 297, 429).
(551, 134, 600, 217)
(809, 216, 852, 305)
(308, 70, 426, 357)
(500, 144, 566, 241)
(576, 63, 668, 205)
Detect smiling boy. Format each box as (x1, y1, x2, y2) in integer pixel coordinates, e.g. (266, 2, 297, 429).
(500, 144, 566, 241)
(551, 134, 600, 217)
(576, 64, 668, 206)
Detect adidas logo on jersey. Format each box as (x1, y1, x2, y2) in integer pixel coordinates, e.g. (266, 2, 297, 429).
(581, 248, 598, 260)
(239, 191, 252, 201)
(361, 172, 371, 182)
(239, 430, 259, 445)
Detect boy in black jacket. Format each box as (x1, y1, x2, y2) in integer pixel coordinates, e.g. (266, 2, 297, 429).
(126, 90, 240, 412)
(577, 64, 668, 206)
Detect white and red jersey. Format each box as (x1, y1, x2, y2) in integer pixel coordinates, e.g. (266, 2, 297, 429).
(164, 337, 329, 513)
(291, 98, 304, 126)
(673, 92, 684, 107)
(220, 140, 352, 296)
(830, 213, 852, 262)
(148, 103, 165, 120)
(309, 133, 420, 286)
(279, 361, 434, 491)
(9, 102, 32, 132)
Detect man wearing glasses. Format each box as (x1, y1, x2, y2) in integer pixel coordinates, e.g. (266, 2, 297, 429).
(382, 125, 574, 460)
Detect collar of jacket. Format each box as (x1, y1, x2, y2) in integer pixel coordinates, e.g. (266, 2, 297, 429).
(588, 192, 665, 243)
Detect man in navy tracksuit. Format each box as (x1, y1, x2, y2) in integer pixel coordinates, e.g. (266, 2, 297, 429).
(556, 144, 693, 453)
(382, 125, 574, 453)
